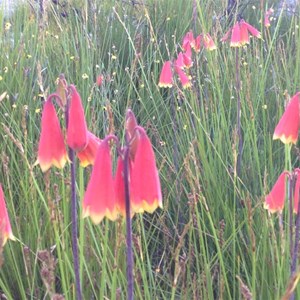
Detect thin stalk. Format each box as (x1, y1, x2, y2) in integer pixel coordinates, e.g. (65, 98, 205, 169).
(290, 172, 300, 300)
(65, 105, 82, 300)
(235, 48, 242, 178)
(123, 145, 134, 300)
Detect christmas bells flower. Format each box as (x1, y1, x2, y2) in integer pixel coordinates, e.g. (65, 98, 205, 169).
(0, 184, 15, 246)
(130, 126, 163, 214)
(36, 96, 68, 172)
(221, 19, 261, 47)
(158, 61, 173, 88)
(67, 84, 88, 151)
(273, 92, 300, 144)
(83, 136, 118, 224)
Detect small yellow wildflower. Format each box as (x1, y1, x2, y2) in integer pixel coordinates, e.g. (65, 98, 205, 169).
(5, 22, 12, 31)
(82, 73, 89, 79)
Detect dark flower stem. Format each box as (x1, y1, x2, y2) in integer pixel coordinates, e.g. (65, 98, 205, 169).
(290, 173, 300, 300)
(123, 144, 134, 300)
(65, 103, 82, 300)
(235, 48, 243, 178)
(289, 174, 295, 266)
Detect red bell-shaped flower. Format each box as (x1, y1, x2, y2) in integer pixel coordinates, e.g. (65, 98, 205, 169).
(77, 131, 101, 167)
(130, 127, 162, 214)
(158, 61, 173, 88)
(0, 184, 15, 246)
(264, 171, 288, 213)
(36, 98, 68, 172)
(273, 92, 300, 144)
(83, 136, 117, 223)
(67, 85, 88, 151)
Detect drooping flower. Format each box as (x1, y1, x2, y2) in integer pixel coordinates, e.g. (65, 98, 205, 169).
(158, 61, 173, 88)
(36, 98, 68, 172)
(83, 136, 118, 223)
(221, 20, 261, 47)
(273, 92, 300, 144)
(264, 8, 274, 28)
(77, 132, 101, 167)
(183, 43, 193, 68)
(264, 171, 288, 213)
(175, 66, 191, 89)
(175, 52, 185, 70)
(130, 127, 162, 214)
(96, 75, 104, 87)
(67, 85, 88, 151)
(0, 184, 15, 246)
(203, 33, 217, 50)
(182, 31, 195, 51)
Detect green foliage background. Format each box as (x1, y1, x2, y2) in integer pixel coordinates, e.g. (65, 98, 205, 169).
(0, 0, 299, 299)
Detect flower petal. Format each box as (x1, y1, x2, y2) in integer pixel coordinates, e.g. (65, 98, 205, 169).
(67, 85, 88, 151)
(273, 92, 300, 144)
(36, 99, 68, 172)
(158, 61, 173, 88)
(264, 172, 288, 213)
(83, 136, 117, 223)
(130, 127, 162, 214)
(77, 132, 101, 167)
(0, 184, 15, 246)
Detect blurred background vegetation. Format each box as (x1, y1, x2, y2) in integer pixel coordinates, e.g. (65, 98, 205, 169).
(0, 0, 299, 299)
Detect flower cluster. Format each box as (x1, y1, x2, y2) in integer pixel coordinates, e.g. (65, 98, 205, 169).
(158, 30, 217, 89)
(36, 83, 100, 172)
(221, 19, 261, 47)
(264, 92, 300, 213)
(83, 110, 162, 224)
(264, 8, 274, 28)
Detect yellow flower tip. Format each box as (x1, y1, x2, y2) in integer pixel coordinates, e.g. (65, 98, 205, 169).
(273, 134, 297, 145)
(208, 46, 217, 51)
(158, 83, 173, 88)
(1, 232, 16, 246)
(263, 202, 281, 214)
(79, 160, 90, 168)
(132, 199, 162, 214)
(230, 42, 242, 47)
(182, 82, 192, 90)
(82, 206, 119, 224)
(35, 155, 68, 173)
